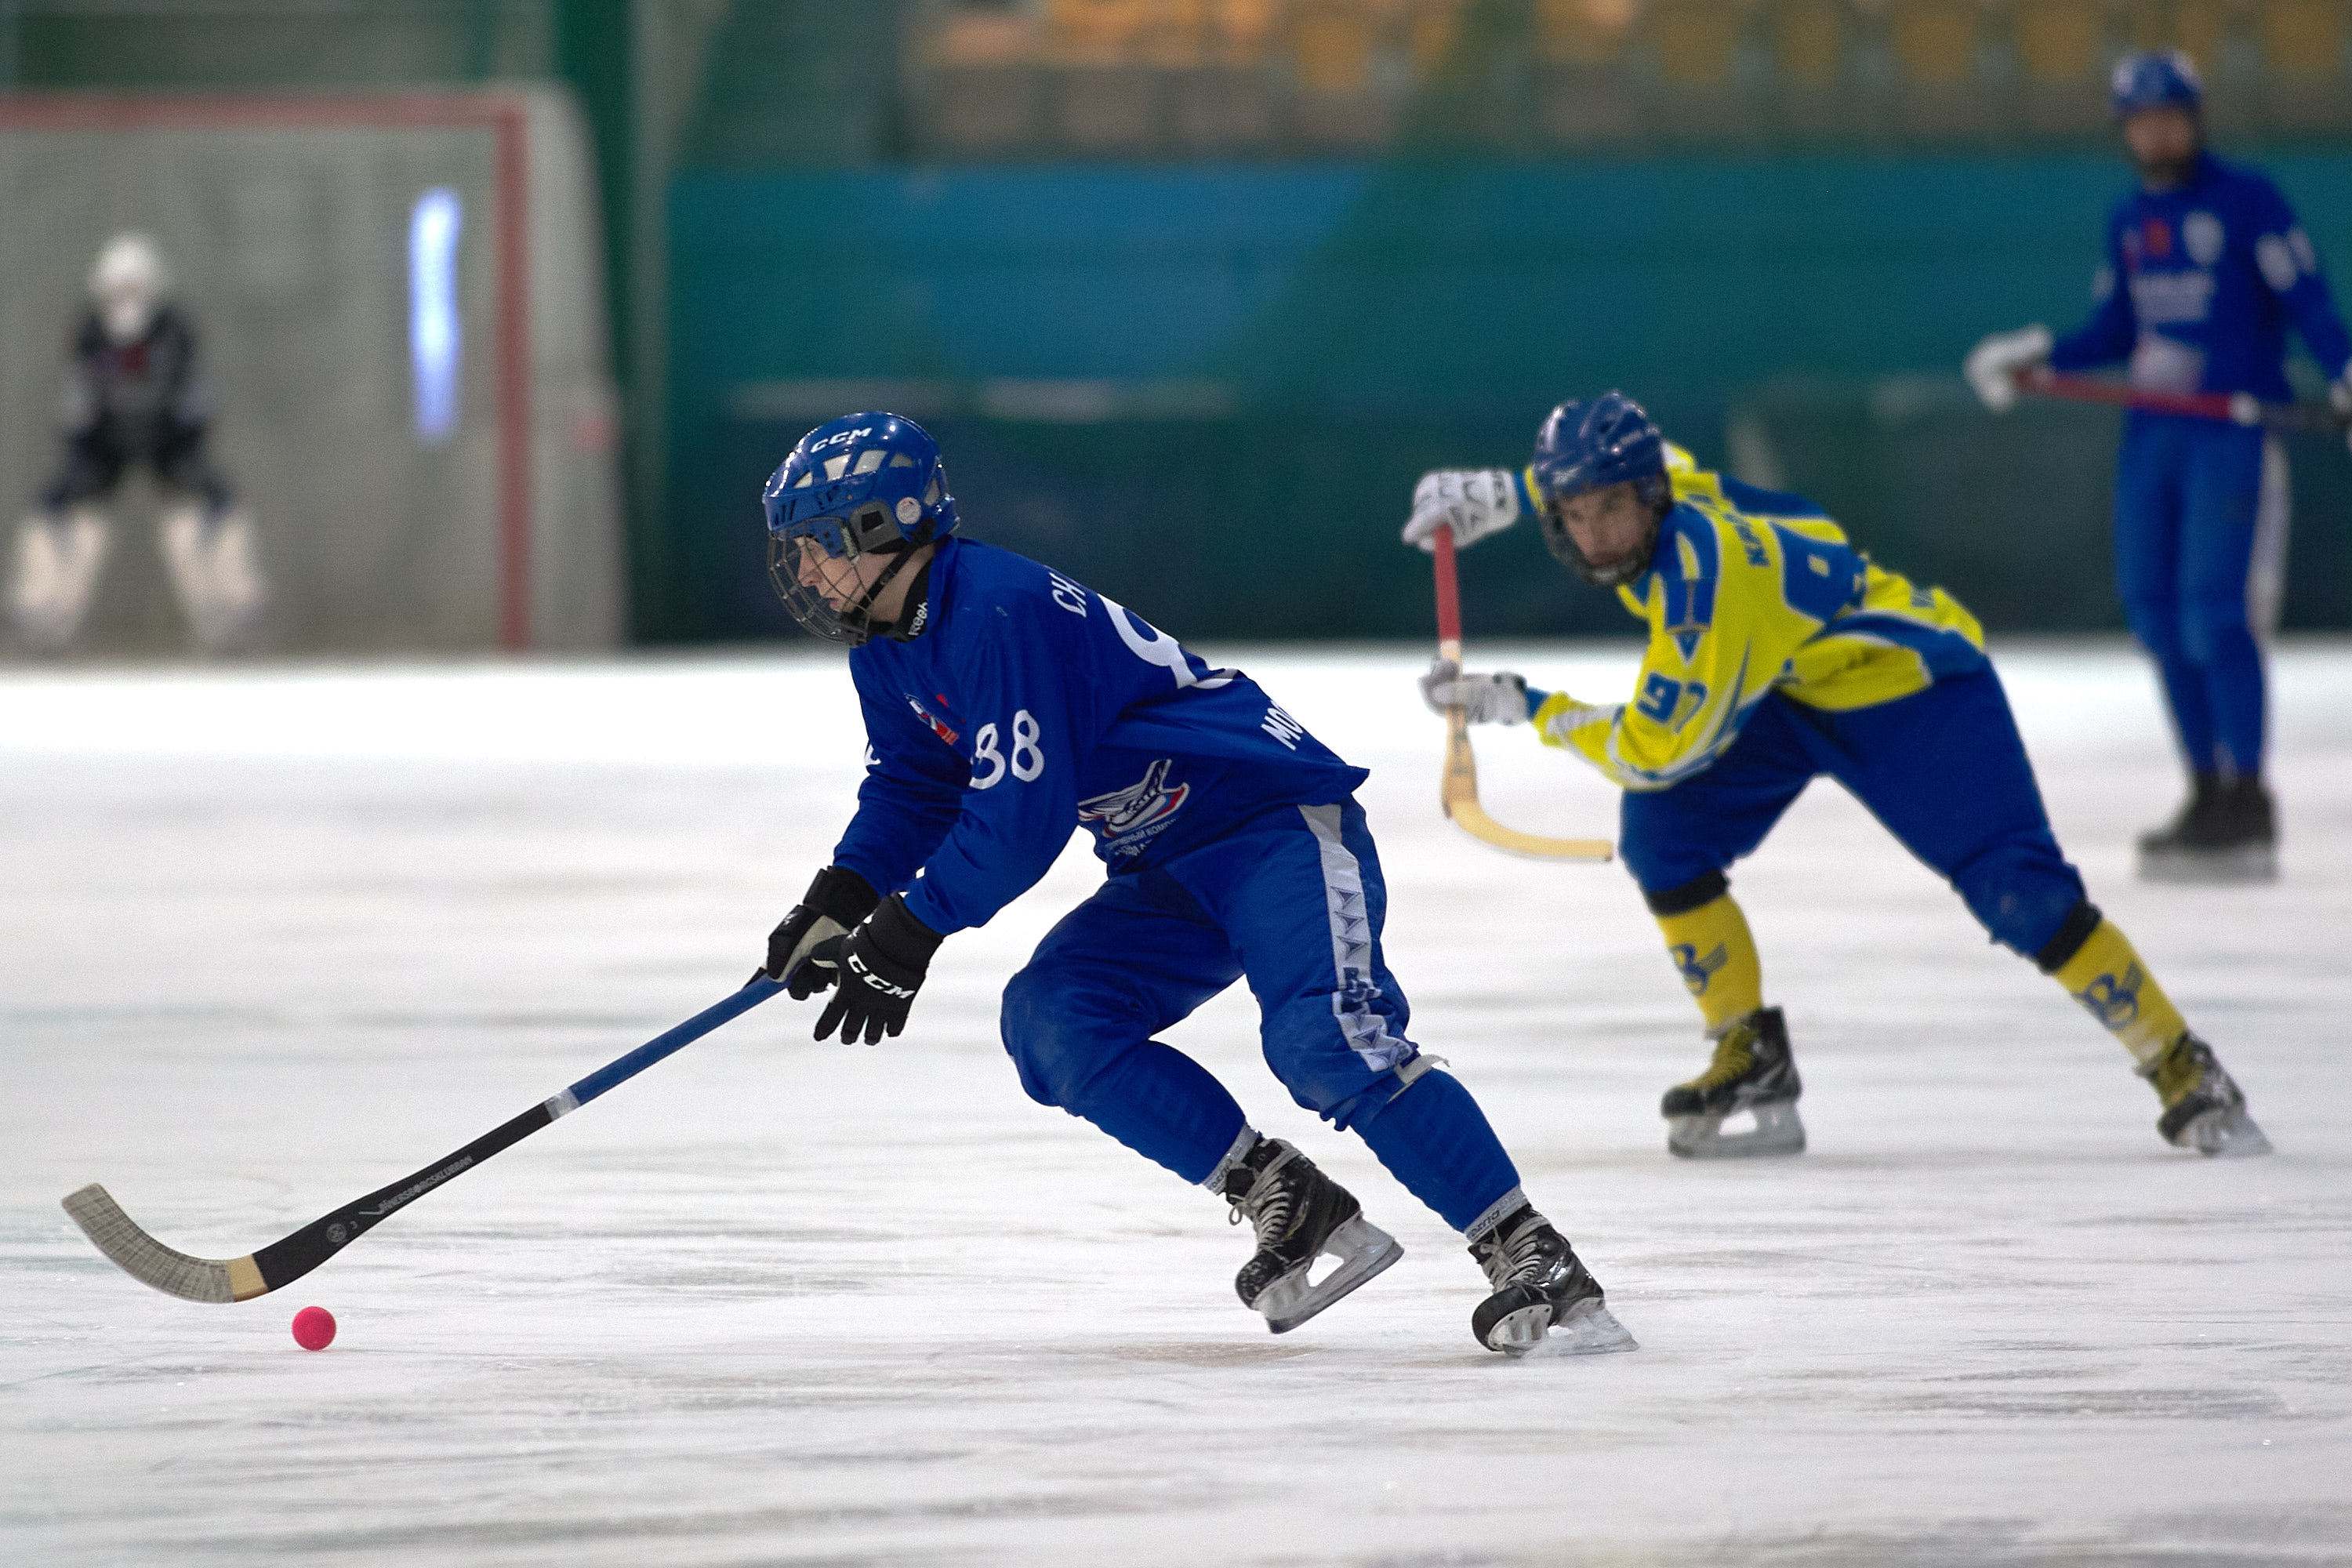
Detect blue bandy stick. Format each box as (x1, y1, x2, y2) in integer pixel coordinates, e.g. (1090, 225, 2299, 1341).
(63, 976, 786, 1303)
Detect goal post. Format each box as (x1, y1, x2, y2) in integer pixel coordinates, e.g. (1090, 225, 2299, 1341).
(0, 87, 622, 655)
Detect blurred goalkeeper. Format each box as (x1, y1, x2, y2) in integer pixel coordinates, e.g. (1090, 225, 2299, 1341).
(1966, 51, 2352, 883)
(1400, 391, 2270, 1163)
(8, 233, 267, 655)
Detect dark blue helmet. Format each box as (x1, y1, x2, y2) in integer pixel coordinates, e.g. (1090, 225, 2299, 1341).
(1530, 392, 1672, 586)
(2111, 49, 2201, 118)
(763, 412, 958, 644)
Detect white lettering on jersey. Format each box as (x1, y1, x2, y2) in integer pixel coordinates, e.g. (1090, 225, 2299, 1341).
(2256, 234, 2299, 293)
(1047, 570, 1088, 617)
(968, 710, 1045, 790)
(2129, 270, 2216, 325)
(1261, 706, 1306, 750)
(1098, 593, 1236, 690)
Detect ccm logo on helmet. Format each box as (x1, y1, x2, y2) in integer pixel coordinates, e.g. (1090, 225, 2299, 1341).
(811, 426, 874, 451)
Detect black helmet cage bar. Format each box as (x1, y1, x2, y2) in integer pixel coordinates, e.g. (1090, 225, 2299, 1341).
(1534, 472, 1673, 587)
(767, 501, 932, 646)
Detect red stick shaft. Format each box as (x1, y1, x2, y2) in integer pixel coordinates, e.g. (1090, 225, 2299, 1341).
(1432, 524, 1462, 650)
(2026, 371, 2244, 423)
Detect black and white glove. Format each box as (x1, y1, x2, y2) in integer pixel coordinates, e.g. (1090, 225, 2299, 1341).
(1963, 324, 2052, 413)
(2332, 374, 2352, 453)
(810, 895, 943, 1045)
(1401, 468, 1521, 553)
(759, 866, 879, 997)
(1418, 657, 1529, 724)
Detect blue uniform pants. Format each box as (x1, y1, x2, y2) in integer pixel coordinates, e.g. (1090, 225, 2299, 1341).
(1621, 671, 2088, 961)
(2113, 415, 2285, 779)
(1000, 799, 1522, 1233)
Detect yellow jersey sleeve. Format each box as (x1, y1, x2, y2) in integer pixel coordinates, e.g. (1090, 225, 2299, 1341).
(1533, 456, 1986, 790)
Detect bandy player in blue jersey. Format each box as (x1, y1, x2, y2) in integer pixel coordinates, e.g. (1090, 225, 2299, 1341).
(750, 412, 1634, 1357)
(1968, 49, 2352, 883)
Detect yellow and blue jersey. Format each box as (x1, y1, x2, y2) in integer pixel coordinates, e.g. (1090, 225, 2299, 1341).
(1530, 447, 1987, 791)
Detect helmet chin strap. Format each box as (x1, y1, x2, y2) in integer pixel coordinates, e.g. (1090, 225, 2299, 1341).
(838, 539, 924, 639)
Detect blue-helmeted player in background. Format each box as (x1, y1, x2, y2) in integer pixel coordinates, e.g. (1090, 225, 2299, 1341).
(1405, 392, 2270, 1163)
(1968, 49, 2352, 884)
(751, 411, 1635, 1356)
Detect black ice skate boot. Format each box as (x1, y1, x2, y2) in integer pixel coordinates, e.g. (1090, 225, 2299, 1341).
(1468, 1203, 1636, 1357)
(1221, 1137, 1400, 1333)
(1661, 1005, 1805, 1159)
(2138, 774, 2275, 884)
(2142, 1033, 2272, 1157)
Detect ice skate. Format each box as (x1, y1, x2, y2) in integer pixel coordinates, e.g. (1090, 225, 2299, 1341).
(2143, 1033, 2271, 1157)
(1661, 1005, 1805, 1159)
(8, 507, 110, 655)
(160, 503, 268, 655)
(1468, 1204, 1635, 1357)
(2137, 775, 2276, 884)
(1221, 1136, 1399, 1333)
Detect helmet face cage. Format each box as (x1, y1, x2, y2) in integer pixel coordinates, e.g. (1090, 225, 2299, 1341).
(1537, 474, 1671, 586)
(762, 412, 958, 645)
(1530, 393, 1672, 587)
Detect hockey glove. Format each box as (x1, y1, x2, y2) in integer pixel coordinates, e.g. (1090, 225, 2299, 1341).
(760, 865, 880, 997)
(1419, 657, 1530, 724)
(1964, 324, 2052, 414)
(1402, 469, 1521, 553)
(2332, 376, 2352, 453)
(810, 895, 942, 1045)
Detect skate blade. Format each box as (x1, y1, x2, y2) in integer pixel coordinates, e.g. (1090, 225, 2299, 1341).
(1667, 1100, 1806, 1160)
(1258, 1215, 1402, 1334)
(2183, 1105, 2274, 1159)
(1493, 1298, 1639, 1359)
(2137, 844, 2277, 885)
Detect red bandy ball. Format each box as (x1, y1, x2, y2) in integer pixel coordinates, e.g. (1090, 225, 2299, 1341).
(291, 1305, 337, 1351)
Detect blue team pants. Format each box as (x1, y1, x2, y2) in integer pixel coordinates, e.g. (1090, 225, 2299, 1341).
(2113, 414, 2285, 779)
(1621, 671, 2089, 962)
(1000, 799, 1523, 1233)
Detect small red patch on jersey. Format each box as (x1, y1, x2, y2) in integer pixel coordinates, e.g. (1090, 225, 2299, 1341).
(2143, 218, 2172, 258)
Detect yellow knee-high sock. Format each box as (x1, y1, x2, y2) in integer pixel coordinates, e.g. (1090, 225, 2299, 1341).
(1655, 894, 1764, 1033)
(2050, 918, 2188, 1068)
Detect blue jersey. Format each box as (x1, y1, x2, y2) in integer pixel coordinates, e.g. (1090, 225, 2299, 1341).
(832, 538, 1367, 936)
(2049, 152, 2352, 401)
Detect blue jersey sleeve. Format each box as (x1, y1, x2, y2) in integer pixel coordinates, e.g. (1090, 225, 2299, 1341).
(897, 597, 1098, 936)
(2051, 208, 2138, 371)
(830, 664, 967, 899)
(2245, 176, 2352, 383)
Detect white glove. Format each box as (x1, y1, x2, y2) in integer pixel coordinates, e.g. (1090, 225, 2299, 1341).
(1964, 325, 2053, 413)
(1418, 658, 1528, 724)
(1402, 468, 1520, 553)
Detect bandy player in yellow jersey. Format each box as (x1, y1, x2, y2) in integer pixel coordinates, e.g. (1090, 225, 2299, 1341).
(1403, 392, 2270, 1161)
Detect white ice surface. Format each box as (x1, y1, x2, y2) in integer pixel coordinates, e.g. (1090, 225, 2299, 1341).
(4, 640, 2350, 1566)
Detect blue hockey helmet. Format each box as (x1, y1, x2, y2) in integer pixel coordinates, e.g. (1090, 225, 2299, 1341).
(763, 412, 959, 644)
(2110, 49, 2202, 118)
(1529, 392, 1672, 586)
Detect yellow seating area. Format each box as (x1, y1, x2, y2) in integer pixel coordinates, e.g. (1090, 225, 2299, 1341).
(912, 0, 2352, 151)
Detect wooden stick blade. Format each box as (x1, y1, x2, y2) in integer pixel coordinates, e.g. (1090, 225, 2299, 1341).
(1443, 713, 1613, 862)
(63, 1184, 267, 1303)
(1446, 796, 1613, 861)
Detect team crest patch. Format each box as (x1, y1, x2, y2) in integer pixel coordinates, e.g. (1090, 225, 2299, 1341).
(2183, 211, 2223, 267)
(906, 695, 959, 748)
(1078, 759, 1191, 855)
(1661, 579, 1715, 664)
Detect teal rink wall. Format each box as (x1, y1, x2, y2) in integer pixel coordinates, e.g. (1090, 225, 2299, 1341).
(657, 152, 2352, 644)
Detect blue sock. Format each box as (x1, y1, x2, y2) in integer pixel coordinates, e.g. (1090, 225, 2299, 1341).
(1065, 1040, 1248, 1186)
(1352, 1069, 1522, 1233)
